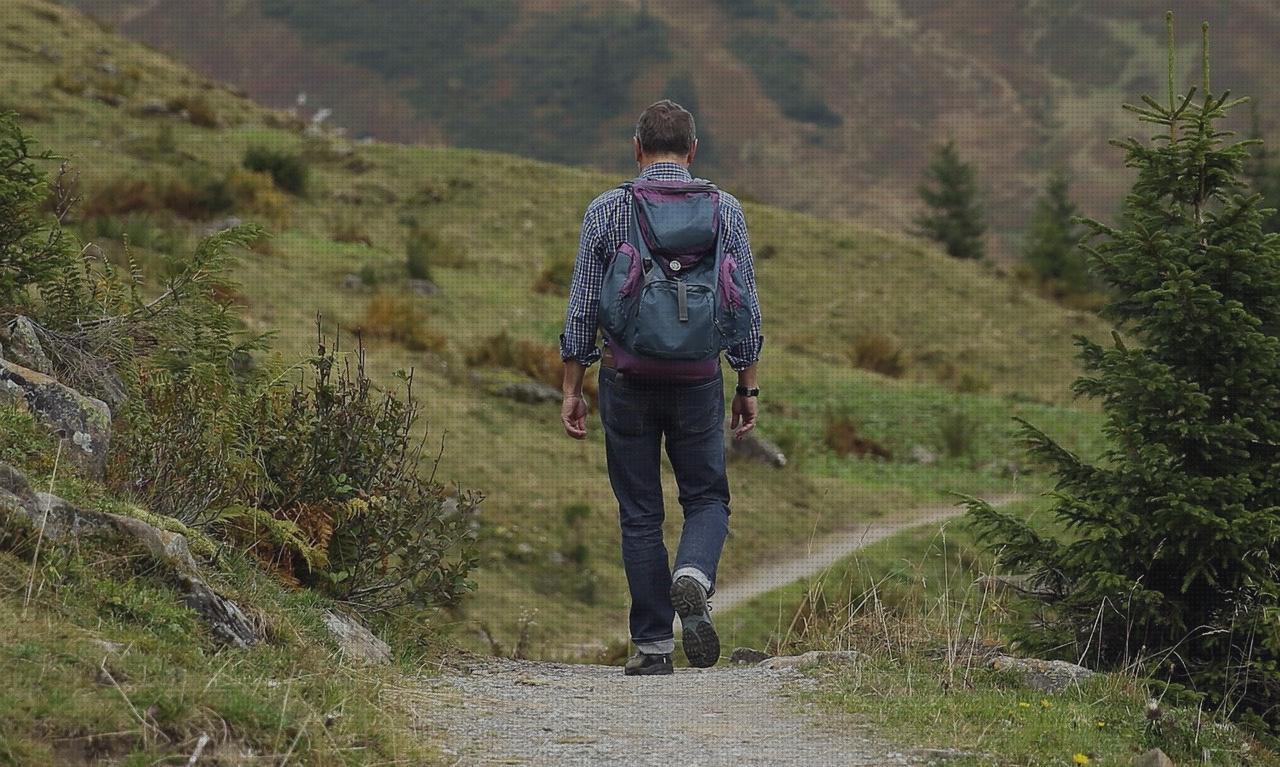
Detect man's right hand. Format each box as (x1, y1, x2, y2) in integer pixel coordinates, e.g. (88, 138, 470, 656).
(562, 394, 588, 439)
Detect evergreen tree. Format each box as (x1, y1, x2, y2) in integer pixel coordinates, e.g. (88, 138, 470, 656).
(915, 140, 986, 260)
(1023, 169, 1089, 295)
(967, 18, 1280, 732)
(1245, 101, 1280, 234)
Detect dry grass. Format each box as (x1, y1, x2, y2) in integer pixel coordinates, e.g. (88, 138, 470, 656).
(467, 331, 598, 398)
(358, 293, 446, 353)
(849, 333, 909, 378)
(822, 414, 892, 459)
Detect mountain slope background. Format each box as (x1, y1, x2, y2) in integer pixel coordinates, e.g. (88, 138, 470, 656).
(58, 0, 1280, 259)
(0, 0, 1117, 655)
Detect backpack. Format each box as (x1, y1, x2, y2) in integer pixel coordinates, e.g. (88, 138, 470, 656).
(599, 178, 754, 378)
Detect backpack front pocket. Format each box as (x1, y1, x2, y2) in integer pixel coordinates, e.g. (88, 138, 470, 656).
(631, 280, 719, 361)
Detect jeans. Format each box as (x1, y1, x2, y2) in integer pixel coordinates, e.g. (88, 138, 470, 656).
(597, 366, 731, 654)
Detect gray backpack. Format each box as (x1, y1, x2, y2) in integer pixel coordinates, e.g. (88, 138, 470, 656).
(599, 178, 753, 377)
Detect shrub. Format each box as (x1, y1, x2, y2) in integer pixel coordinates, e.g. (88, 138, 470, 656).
(534, 255, 574, 294)
(849, 333, 909, 378)
(242, 146, 309, 196)
(225, 169, 290, 227)
(405, 226, 466, 279)
(331, 216, 373, 246)
(822, 414, 891, 459)
(467, 331, 597, 397)
(937, 410, 978, 459)
(358, 293, 445, 352)
(167, 94, 219, 128)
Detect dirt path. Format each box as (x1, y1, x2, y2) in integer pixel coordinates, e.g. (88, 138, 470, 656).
(426, 658, 921, 766)
(426, 495, 1021, 765)
(712, 494, 1023, 612)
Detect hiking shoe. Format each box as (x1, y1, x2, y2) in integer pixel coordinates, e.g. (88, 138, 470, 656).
(624, 652, 673, 676)
(671, 576, 720, 668)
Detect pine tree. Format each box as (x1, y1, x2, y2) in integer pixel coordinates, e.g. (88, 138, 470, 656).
(1023, 170, 1090, 296)
(967, 17, 1280, 732)
(1245, 101, 1280, 234)
(915, 140, 986, 260)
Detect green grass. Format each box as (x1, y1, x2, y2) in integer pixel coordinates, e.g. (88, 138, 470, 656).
(0, 0, 1118, 653)
(0, 407, 446, 764)
(718, 504, 1280, 765)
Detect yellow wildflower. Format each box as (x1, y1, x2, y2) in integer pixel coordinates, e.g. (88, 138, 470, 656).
(1073, 754, 1091, 765)
(1018, 702, 1031, 709)
(1040, 699, 1053, 709)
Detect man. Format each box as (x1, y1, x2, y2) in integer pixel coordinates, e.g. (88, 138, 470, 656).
(559, 99, 764, 675)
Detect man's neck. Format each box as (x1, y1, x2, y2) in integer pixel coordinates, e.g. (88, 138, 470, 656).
(640, 156, 689, 171)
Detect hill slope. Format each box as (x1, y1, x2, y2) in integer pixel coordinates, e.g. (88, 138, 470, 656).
(58, 0, 1280, 257)
(3, 0, 1110, 652)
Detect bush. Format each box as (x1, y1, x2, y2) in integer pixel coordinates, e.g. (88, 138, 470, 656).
(225, 169, 291, 227)
(405, 226, 466, 280)
(167, 94, 219, 128)
(822, 414, 891, 459)
(358, 293, 446, 352)
(467, 331, 597, 398)
(849, 333, 909, 378)
(242, 146, 309, 196)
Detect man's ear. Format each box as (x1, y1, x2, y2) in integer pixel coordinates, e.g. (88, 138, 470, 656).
(686, 139, 698, 166)
(633, 136, 643, 166)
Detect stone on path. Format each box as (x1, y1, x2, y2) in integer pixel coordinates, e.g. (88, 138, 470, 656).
(758, 650, 862, 671)
(729, 647, 772, 665)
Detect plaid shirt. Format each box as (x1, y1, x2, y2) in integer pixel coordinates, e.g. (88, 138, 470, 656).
(559, 162, 764, 370)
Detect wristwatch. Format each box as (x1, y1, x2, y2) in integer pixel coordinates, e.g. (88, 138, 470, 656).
(735, 385, 760, 398)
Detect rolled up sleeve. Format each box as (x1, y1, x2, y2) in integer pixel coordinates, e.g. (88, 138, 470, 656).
(723, 203, 764, 370)
(559, 208, 605, 366)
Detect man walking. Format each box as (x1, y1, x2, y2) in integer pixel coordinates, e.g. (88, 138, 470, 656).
(559, 100, 763, 675)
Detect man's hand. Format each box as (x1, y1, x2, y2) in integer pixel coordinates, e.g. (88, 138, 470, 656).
(562, 394, 588, 439)
(731, 394, 758, 439)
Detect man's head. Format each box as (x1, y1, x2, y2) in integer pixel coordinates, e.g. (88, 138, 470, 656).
(634, 99, 698, 169)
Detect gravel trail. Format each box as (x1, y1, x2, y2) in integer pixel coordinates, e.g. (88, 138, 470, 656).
(425, 495, 1022, 764)
(429, 658, 920, 766)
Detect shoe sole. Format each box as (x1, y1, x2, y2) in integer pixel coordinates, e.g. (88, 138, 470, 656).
(624, 663, 673, 677)
(671, 578, 720, 668)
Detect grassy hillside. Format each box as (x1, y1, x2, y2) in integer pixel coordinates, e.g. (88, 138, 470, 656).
(2, 0, 1112, 655)
(58, 0, 1280, 257)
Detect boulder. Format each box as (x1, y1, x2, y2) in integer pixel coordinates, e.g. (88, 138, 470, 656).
(726, 428, 787, 468)
(0, 359, 112, 479)
(1, 316, 54, 375)
(758, 650, 861, 671)
(1134, 749, 1175, 767)
(0, 462, 262, 647)
(323, 609, 392, 665)
(498, 382, 562, 405)
(989, 655, 1094, 693)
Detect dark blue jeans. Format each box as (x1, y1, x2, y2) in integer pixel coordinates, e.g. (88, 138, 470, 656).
(597, 366, 731, 653)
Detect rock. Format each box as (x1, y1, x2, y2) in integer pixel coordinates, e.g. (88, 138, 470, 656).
(726, 428, 787, 468)
(0, 359, 112, 479)
(138, 98, 173, 116)
(1134, 748, 1175, 767)
(730, 647, 772, 665)
(407, 278, 440, 296)
(340, 273, 363, 290)
(90, 639, 127, 654)
(908, 445, 939, 466)
(323, 609, 392, 665)
(989, 655, 1094, 693)
(0, 462, 263, 647)
(758, 650, 861, 671)
(2, 317, 54, 375)
(497, 382, 562, 405)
